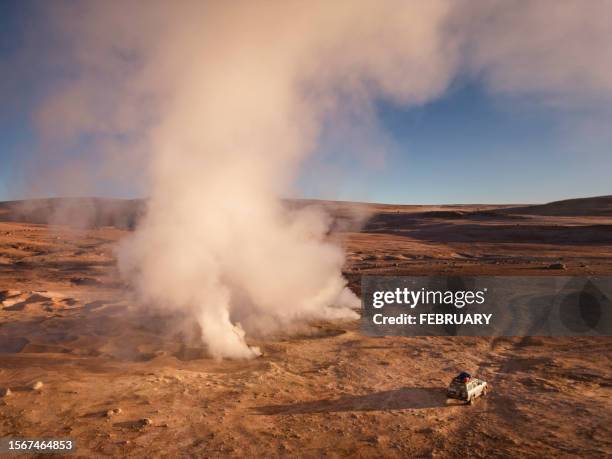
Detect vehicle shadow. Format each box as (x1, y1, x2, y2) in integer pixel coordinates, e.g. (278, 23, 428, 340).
(255, 387, 450, 415)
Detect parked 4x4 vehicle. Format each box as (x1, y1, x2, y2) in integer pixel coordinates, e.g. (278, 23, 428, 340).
(447, 372, 489, 404)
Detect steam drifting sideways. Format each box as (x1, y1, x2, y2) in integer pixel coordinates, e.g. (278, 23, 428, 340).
(34, 0, 612, 358)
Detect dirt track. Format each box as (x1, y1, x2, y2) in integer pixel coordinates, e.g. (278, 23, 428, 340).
(0, 200, 611, 457)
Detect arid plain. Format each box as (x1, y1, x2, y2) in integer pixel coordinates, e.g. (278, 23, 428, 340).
(0, 197, 611, 457)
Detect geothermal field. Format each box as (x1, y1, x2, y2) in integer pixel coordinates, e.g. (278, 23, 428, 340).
(0, 196, 610, 457)
(3, 1, 612, 457)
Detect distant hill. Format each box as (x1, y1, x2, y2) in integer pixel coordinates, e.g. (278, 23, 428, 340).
(0, 195, 610, 229)
(497, 195, 612, 217)
(0, 197, 145, 229)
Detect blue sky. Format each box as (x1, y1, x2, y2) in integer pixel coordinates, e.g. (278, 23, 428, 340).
(299, 82, 611, 204)
(1, 1, 610, 204)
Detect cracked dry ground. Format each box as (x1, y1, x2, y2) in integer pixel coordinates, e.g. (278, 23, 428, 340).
(0, 213, 610, 458)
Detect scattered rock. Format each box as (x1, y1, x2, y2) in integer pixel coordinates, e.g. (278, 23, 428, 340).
(0, 387, 12, 397)
(139, 418, 152, 427)
(106, 408, 122, 418)
(546, 263, 567, 270)
(31, 381, 44, 391)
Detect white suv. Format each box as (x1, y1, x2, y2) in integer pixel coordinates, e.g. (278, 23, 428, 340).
(446, 373, 489, 404)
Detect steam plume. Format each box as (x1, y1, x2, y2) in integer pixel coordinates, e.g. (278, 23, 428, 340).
(24, 0, 612, 357)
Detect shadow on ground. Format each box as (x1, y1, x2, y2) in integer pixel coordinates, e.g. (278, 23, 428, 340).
(255, 387, 449, 414)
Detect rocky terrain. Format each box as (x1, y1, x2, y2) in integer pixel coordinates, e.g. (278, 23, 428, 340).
(0, 197, 610, 457)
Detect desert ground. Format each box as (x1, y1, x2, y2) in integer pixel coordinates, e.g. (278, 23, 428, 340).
(0, 197, 611, 457)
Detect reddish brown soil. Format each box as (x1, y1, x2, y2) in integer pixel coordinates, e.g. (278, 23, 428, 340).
(0, 198, 610, 457)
